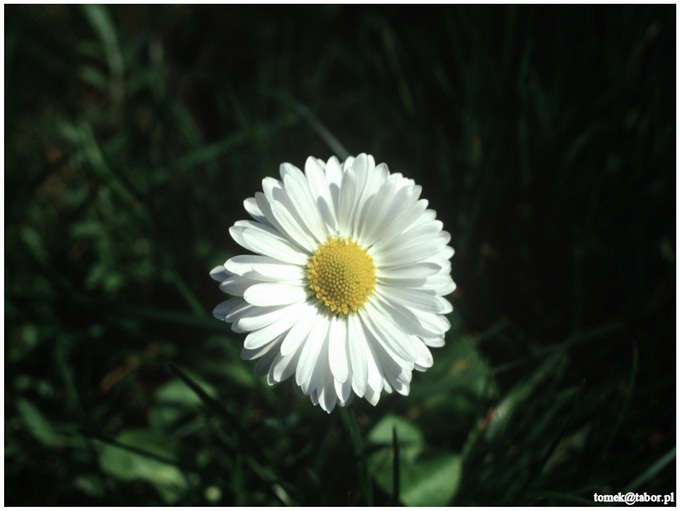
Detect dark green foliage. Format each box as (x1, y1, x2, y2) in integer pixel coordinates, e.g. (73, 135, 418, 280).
(5, 5, 674, 505)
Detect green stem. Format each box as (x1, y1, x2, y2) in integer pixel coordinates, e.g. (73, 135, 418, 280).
(340, 407, 373, 506)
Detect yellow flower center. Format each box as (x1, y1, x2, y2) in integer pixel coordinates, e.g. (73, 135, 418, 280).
(307, 237, 376, 316)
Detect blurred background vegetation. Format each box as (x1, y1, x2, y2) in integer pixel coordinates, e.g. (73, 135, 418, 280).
(5, 4, 675, 506)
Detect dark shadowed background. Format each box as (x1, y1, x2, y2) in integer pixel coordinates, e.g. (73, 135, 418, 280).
(5, 4, 675, 506)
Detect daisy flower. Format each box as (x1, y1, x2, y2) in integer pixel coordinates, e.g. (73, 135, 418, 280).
(210, 153, 455, 412)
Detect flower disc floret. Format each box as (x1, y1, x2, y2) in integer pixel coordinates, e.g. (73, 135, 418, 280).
(307, 237, 376, 315)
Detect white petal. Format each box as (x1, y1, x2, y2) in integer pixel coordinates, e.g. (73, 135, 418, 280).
(347, 154, 371, 233)
(241, 333, 281, 361)
(306, 383, 317, 403)
(440, 245, 456, 260)
(224, 255, 256, 276)
(341, 156, 355, 171)
(225, 255, 305, 283)
(210, 265, 229, 282)
(252, 261, 305, 281)
(253, 191, 288, 239)
(383, 380, 394, 394)
(243, 196, 270, 226)
(382, 222, 451, 258)
(219, 276, 251, 297)
(376, 262, 442, 280)
(305, 157, 338, 232)
(404, 208, 437, 232)
(328, 316, 349, 383)
(222, 299, 254, 324)
(307, 335, 331, 396)
(376, 295, 447, 338)
(422, 335, 446, 348)
(377, 221, 446, 255)
(228, 220, 259, 250)
(236, 302, 301, 331)
(376, 286, 445, 313)
(437, 296, 454, 314)
(268, 349, 301, 384)
(241, 228, 308, 265)
(252, 333, 285, 375)
(351, 153, 370, 178)
(337, 168, 357, 237)
(334, 378, 352, 406)
(212, 297, 243, 321)
(280, 301, 320, 356)
(371, 341, 410, 396)
(375, 236, 450, 268)
(317, 382, 337, 413)
(413, 341, 434, 371)
(421, 312, 451, 335)
(353, 165, 390, 242)
(364, 385, 381, 406)
(360, 302, 417, 363)
(347, 314, 368, 396)
(359, 175, 411, 248)
(421, 273, 457, 295)
(296, 316, 330, 393)
(280, 163, 327, 243)
(266, 189, 319, 250)
(244, 283, 308, 307)
(379, 194, 428, 245)
(356, 178, 397, 247)
(270, 199, 317, 251)
(378, 276, 435, 289)
(224, 254, 303, 282)
(243, 303, 304, 350)
(359, 320, 387, 394)
(324, 156, 343, 214)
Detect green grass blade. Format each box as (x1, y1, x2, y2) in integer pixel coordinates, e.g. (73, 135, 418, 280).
(623, 447, 676, 493)
(391, 425, 400, 505)
(339, 407, 373, 506)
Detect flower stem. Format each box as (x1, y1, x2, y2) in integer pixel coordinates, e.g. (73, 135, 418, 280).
(340, 407, 373, 506)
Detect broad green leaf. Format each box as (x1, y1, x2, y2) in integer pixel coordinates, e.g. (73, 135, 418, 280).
(368, 415, 463, 505)
(400, 453, 462, 506)
(367, 414, 423, 463)
(98, 429, 187, 504)
(15, 398, 60, 447)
